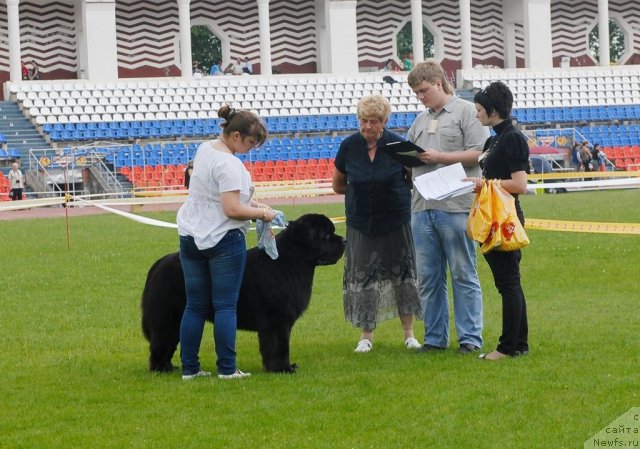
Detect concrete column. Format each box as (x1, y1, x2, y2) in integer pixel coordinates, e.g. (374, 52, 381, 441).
(177, 0, 192, 78)
(598, 0, 610, 65)
(459, 0, 472, 70)
(523, 0, 552, 69)
(315, 0, 329, 72)
(81, 0, 119, 80)
(257, 0, 272, 75)
(502, 0, 521, 69)
(7, 0, 21, 82)
(410, 0, 424, 64)
(503, 22, 517, 69)
(327, 0, 358, 73)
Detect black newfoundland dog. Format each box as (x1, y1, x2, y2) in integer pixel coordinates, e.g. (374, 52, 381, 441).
(141, 213, 345, 373)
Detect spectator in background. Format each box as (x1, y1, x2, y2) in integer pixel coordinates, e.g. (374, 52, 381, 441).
(184, 160, 194, 188)
(402, 53, 414, 71)
(381, 58, 396, 71)
(580, 141, 593, 172)
(8, 162, 25, 201)
(571, 143, 582, 171)
(21, 61, 29, 80)
(241, 57, 253, 74)
(29, 61, 40, 80)
(209, 60, 222, 76)
(232, 59, 244, 76)
(192, 61, 202, 75)
(596, 144, 607, 171)
(591, 143, 601, 171)
(223, 62, 235, 75)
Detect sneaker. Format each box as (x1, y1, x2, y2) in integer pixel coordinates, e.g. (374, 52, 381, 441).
(182, 370, 212, 380)
(218, 369, 251, 380)
(354, 338, 372, 353)
(458, 343, 481, 354)
(419, 344, 446, 353)
(404, 337, 421, 349)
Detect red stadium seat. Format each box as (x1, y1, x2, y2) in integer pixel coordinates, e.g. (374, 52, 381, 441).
(613, 147, 624, 159)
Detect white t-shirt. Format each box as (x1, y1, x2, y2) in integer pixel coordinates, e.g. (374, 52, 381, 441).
(177, 140, 254, 250)
(8, 169, 24, 189)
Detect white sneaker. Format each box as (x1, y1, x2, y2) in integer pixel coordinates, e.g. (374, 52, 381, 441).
(182, 370, 212, 380)
(354, 339, 372, 353)
(218, 369, 251, 380)
(404, 337, 421, 349)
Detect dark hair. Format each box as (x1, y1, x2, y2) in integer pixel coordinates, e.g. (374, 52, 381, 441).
(218, 104, 268, 147)
(473, 81, 513, 120)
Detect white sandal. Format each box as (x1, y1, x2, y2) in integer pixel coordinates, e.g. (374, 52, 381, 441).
(404, 337, 421, 349)
(354, 338, 372, 353)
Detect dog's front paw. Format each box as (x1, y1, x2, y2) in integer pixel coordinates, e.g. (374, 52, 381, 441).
(271, 363, 298, 374)
(149, 360, 177, 373)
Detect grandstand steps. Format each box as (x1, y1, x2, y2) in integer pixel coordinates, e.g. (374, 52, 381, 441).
(0, 101, 52, 158)
(114, 171, 133, 192)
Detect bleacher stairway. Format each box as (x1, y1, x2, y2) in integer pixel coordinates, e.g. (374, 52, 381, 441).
(0, 101, 52, 159)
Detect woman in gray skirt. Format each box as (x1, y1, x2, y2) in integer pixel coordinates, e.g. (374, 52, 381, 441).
(332, 95, 422, 353)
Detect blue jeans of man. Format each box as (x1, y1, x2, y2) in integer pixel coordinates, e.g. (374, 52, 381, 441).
(179, 230, 246, 376)
(411, 210, 483, 348)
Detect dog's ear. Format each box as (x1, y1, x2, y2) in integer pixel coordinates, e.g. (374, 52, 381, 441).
(284, 216, 312, 243)
(285, 214, 331, 245)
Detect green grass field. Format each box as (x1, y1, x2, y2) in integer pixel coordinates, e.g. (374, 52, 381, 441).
(1, 189, 638, 449)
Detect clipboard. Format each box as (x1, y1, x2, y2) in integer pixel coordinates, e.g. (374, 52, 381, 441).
(382, 141, 425, 167)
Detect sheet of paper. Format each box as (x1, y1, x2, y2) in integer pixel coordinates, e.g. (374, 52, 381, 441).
(413, 162, 475, 200)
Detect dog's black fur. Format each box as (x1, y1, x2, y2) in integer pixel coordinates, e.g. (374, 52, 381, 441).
(141, 213, 345, 373)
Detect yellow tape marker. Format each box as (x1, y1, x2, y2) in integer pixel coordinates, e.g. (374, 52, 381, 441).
(525, 218, 640, 235)
(331, 216, 640, 235)
(527, 170, 640, 181)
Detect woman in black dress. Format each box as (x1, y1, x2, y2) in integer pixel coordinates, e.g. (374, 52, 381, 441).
(332, 95, 422, 353)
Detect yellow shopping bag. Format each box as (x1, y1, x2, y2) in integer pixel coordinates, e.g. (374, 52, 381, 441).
(480, 180, 530, 254)
(466, 180, 493, 243)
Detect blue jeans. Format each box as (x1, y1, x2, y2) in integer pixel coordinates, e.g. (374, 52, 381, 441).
(179, 230, 246, 376)
(411, 210, 483, 348)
